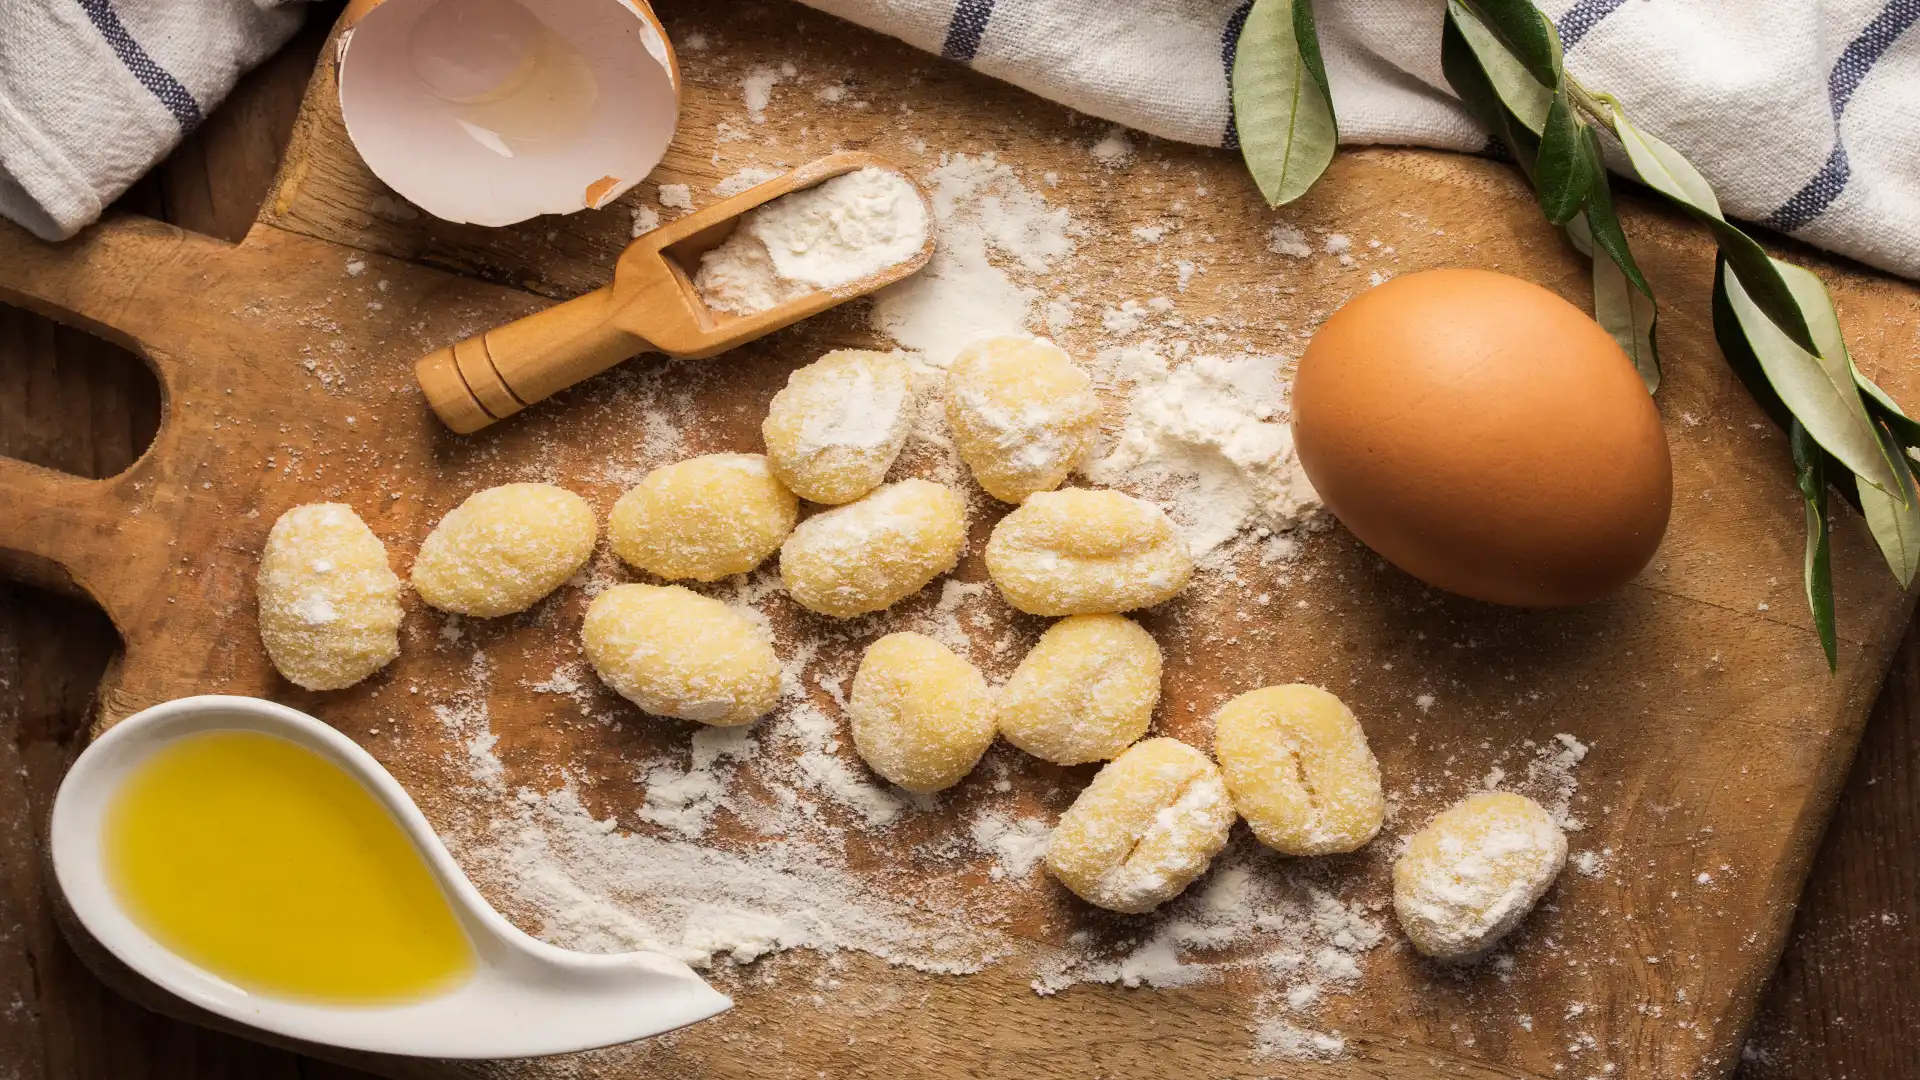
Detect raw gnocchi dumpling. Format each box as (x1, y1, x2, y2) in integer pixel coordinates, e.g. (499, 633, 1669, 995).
(411, 483, 597, 617)
(1213, 684, 1384, 856)
(1393, 792, 1567, 962)
(581, 583, 780, 726)
(946, 336, 1099, 503)
(610, 453, 798, 582)
(984, 488, 1192, 615)
(848, 632, 994, 793)
(762, 349, 915, 504)
(1044, 738, 1234, 914)
(996, 614, 1161, 765)
(779, 478, 966, 618)
(257, 503, 402, 691)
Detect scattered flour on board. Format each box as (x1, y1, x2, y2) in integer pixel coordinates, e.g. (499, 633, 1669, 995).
(477, 781, 995, 970)
(873, 153, 1075, 366)
(439, 642, 1597, 1062)
(1088, 347, 1320, 564)
(1089, 126, 1133, 168)
(968, 811, 1051, 881)
(1267, 224, 1312, 258)
(742, 64, 792, 123)
(639, 725, 757, 836)
(1257, 1019, 1348, 1062)
(1030, 847, 1385, 1001)
(446, 629, 995, 972)
(715, 166, 783, 197)
(657, 183, 694, 211)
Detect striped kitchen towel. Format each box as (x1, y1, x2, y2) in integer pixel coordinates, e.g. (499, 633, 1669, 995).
(804, 0, 1920, 280)
(0, 0, 304, 241)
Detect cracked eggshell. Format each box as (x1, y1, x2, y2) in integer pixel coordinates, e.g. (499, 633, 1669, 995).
(337, 0, 678, 227)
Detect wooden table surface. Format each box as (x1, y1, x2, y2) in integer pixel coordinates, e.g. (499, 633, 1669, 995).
(0, 10, 1913, 1078)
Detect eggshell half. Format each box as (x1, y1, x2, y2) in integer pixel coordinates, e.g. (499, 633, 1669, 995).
(1293, 268, 1672, 607)
(338, 0, 678, 226)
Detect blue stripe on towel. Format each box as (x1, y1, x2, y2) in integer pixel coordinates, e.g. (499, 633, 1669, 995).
(1765, 0, 1920, 232)
(1220, 0, 1255, 149)
(1554, 0, 1630, 50)
(943, 0, 995, 62)
(74, 0, 203, 132)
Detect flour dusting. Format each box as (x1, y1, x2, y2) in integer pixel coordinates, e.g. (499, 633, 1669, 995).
(1089, 348, 1320, 563)
(872, 153, 1075, 366)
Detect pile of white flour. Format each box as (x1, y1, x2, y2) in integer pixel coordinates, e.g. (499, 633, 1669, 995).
(1089, 347, 1320, 564)
(872, 153, 1074, 366)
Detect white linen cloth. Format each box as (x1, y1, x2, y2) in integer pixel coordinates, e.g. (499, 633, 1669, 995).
(3, 0, 1915, 281)
(805, 0, 1920, 280)
(0, 0, 303, 241)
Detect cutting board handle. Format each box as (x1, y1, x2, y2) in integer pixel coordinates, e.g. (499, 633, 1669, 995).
(0, 457, 131, 612)
(0, 215, 222, 626)
(414, 286, 649, 433)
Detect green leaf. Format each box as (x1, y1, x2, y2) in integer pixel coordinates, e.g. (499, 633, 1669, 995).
(1609, 102, 1817, 355)
(1564, 211, 1594, 257)
(1579, 131, 1649, 293)
(1535, 96, 1591, 225)
(1440, 8, 1541, 181)
(1609, 103, 1720, 217)
(1851, 360, 1920, 449)
(1233, 0, 1338, 207)
(1791, 422, 1839, 671)
(1448, 1, 1551, 133)
(1292, 0, 1333, 94)
(1712, 258, 1794, 432)
(1459, 0, 1561, 90)
(1735, 259, 1912, 499)
(1580, 130, 1658, 391)
(1593, 244, 1660, 394)
(1711, 225, 1821, 357)
(1859, 419, 1920, 588)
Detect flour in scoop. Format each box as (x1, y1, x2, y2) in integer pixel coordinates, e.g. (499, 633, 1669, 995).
(694, 167, 928, 316)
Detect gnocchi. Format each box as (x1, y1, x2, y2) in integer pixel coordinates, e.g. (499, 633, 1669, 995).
(581, 583, 781, 726)
(996, 614, 1161, 765)
(609, 453, 798, 582)
(1044, 738, 1234, 914)
(411, 483, 597, 617)
(779, 478, 967, 618)
(1213, 685, 1384, 856)
(848, 632, 995, 793)
(257, 503, 403, 691)
(762, 349, 915, 504)
(1393, 791, 1567, 962)
(946, 336, 1099, 503)
(984, 488, 1192, 615)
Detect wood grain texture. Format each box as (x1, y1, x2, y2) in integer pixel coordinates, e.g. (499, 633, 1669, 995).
(1736, 625, 1920, 1079)
(0, 2, 1917, 1078)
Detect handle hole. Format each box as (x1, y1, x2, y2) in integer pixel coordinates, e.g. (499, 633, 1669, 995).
(0, 303, 160, 479)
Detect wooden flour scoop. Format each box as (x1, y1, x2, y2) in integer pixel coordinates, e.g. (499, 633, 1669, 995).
(414, 151, 934, 434)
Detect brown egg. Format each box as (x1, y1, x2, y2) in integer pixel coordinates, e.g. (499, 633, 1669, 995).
(1293, 268, 1671, 607)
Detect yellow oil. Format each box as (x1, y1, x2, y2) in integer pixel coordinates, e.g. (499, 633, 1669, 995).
(102, 730, 475, 1003)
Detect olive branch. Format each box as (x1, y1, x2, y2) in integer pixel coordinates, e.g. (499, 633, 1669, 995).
(1232, 0, 1920, 668)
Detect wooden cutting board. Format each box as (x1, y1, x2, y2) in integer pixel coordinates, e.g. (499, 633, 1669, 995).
(3, 4, 1917, 1078)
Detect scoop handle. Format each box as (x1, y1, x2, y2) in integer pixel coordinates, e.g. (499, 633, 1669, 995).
(414, 287, 649, 433)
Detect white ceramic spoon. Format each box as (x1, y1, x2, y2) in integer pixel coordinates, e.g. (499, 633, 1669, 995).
(50, 694, 730, 1059)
